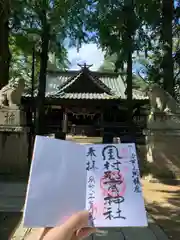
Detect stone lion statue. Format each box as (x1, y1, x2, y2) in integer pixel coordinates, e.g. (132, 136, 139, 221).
(147, 84, 180, 114)
(0, 78, 25, 109)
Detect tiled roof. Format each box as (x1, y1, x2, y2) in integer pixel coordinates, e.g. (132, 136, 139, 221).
(54, 93, 120, 100)
(58, 71, 113, 95)
(45, 69, 148, 100)
(99, 75, 126, 98)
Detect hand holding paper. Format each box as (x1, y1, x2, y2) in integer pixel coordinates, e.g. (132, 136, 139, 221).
(23, 136, 147, 228)
(26, 211, 96, 240)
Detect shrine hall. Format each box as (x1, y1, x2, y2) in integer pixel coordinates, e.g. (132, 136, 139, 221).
(26, 64, 149, 137)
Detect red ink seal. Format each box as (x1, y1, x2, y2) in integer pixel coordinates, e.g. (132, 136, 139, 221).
(100, 171, 126, 198)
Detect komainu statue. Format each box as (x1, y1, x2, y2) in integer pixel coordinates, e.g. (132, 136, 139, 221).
(0, 78, 25, 109)
(147, 84, 179, 113)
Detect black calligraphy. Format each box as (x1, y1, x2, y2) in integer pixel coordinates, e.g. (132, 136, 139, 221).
(101, 145, 126, 220)
(102, 145, 121, 161)
(86, 147, 98, 171)
(102, 145, 122, 171)
(4, 112, 15, 125)
(101, 171, 126, 220)
(103, 196, 125, 220)
(128, 145, 141, 193)
(87, 175, 96, 220)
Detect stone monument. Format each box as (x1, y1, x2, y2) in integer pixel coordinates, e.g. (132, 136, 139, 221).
(0, 78, 26, 129)
(145, 84, 180, 181)
(0, 79, 29, 177)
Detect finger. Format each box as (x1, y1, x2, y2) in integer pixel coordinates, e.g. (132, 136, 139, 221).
(39, 228, 53, 240)
(63, 211, 90, 231)
(76, 227, 96, 239)
(43, 211, 90, 240)
(26, 228, 46, 240)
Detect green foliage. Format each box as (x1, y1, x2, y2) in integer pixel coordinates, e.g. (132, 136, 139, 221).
(87, 0, 179, 94)
(85, 0, 155, 69)
(1, 0, 179, 99)
(9, 36, 40, 92)
(99, 54, 117, 72)
(99, 53, 147, 90)
(8, 0, 90, 91)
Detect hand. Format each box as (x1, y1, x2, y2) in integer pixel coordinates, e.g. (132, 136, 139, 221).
(26, 211, 96, 240)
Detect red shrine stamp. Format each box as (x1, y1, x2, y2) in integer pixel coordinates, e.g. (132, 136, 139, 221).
(100, 171, 126, 198)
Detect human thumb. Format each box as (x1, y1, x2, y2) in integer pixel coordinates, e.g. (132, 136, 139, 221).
(43, 211, 94, 240)
(63, 211, 90, 231)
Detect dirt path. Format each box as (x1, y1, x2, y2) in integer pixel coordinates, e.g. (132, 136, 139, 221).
(142, 180, 180, 240)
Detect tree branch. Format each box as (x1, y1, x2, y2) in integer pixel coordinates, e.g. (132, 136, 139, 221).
(137, 70, 146, 81)
(174, 70, 180, 80)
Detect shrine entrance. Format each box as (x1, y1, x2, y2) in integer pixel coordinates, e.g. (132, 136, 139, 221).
(65, 107, 103, 136)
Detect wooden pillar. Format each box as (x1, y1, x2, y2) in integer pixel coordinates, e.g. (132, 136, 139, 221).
(101, 112, 104, 124)
(62, 109, 68, 133)
(100, 112, 104, 136)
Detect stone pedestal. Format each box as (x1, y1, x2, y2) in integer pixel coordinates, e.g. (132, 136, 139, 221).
(145, 111, 180, 180)
(147, 111, 180, 130)
(0, 108, 29, 178)
(0, 108, 26, 126)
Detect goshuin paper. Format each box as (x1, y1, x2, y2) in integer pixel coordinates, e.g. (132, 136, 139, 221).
(23, 136, 148, 228)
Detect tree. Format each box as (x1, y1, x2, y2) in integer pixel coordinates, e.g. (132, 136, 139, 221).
(99, 53, 147, 90)
(0, 0, 10, 88)
(99, 54, 117, 72)
(134, 0, 180, 94)
(85, 0, 143, 121)
(9, 6, 70, 93)
(0, 0, 30, 88)
(9, 35, 41, 94)
(22, 0, 90, 134)
(161, 0, 174, 95)
(1, 0, 88, 134)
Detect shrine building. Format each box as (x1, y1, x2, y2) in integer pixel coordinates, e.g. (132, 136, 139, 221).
(38, 63, 149, 137)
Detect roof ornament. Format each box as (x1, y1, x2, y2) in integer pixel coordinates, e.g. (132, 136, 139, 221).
(77, 63, 93, 70)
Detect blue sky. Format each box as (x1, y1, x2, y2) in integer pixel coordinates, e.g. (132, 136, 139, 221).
(68, 43, 105, 70)
(67, 43, 143, 72)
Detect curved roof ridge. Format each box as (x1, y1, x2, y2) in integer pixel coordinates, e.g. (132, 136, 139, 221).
(57, 68, 114, 95)
(87, 71, 113, 95)
(58, 72, 83, 93)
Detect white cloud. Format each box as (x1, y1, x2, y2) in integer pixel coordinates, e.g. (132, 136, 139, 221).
(68, 43, 105, 71)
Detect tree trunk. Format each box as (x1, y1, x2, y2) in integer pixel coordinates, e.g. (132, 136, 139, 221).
(126, 46, 133, 120)
(161, 0, 174, 96)
(124, 1, 133, 123)
(0, 0, 10, 88)
(36, 10, 50, 135)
